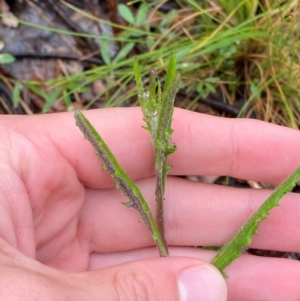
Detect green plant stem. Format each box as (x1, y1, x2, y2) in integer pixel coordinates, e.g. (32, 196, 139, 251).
(134, 55, 179, 250)
(154, 72, 180, 247)
(74, 109, 168, 257)
(212, 166, 300, 277)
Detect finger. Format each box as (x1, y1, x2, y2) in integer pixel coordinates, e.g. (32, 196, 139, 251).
(83, 256, 226, 301)
(78, 177, 300, 254)
(6, 107, 300, 187)
(2, 235, 226, 301)
(0, 239, 91, 300)
(89, 246, 300, 301)
(225, 254, 300, 301)
(67, 107, 300, 184)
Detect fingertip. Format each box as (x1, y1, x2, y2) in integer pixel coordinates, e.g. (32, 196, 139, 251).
(178, 264, 227, 301)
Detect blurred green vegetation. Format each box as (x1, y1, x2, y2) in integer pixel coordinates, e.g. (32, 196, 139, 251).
(2, 0, 300, 128)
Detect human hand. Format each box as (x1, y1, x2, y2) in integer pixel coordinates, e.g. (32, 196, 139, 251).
(0, 107, 299, 300)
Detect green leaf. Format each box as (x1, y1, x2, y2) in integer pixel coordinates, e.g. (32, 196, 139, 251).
(118, 4, 135, 24)
(160, 9, 177, 27)
(12, 82, 21, 108)
(74, 109, 168, 257)
(134, 59, 156, 135)
(63, 89, 72, 108)
(163, 54, 177, 95)
(133, 58, 146, 114)
(250, 78, 261, 98)
(196, 82, 205, 98)
(0, 53, 15, 64)
(219, 44, 237, 57)
(100, 34, 111, 65)
(205, 82, 216, 94)
(136, 3, 148, 25)
(26, 82, 48, 99)
(212, 166, 300, 277)
(113, 42, 135, 63)
(148, 69, 158, 112)
(206, 77, 220, 83)
(41, 88, 61, 113)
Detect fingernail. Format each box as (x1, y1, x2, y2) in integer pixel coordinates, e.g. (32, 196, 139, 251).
(178, 265, 227, 301)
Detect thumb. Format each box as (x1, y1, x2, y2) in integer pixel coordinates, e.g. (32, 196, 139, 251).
(84, 257, 227, 301)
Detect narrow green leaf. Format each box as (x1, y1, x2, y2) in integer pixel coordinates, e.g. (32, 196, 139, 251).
(149, 70, 156, 104)
(156, 55, 179, 144)
(136, 3, 148, 25)
(100, 34, 111, 65)
(157, 76, 162, 105)
(113, 42, 135, 63)
(206, 77, 220, 83)
(148, 69, 158, 114)
(74, 109, 168, 257)
(133, 58, 143, 95)
(12, 82, 21, 108)
(250, 78, 261, 98)
(205, 82, 216, 94)
(26, 82, 48, 99)
(42, 88, 61, 113)
(163, 54, 177, 96)
(211, 166, 300, 277)
(63, 89, 72, 107)
(196, 82, 205, 97)
(133, 58, 147, 116)
(118, 4, 135, 24)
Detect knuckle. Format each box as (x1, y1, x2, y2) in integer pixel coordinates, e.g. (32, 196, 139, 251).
(113, 267, 159, 301)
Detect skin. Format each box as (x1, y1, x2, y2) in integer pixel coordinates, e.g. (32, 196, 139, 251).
(0, 107, 300, 300)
